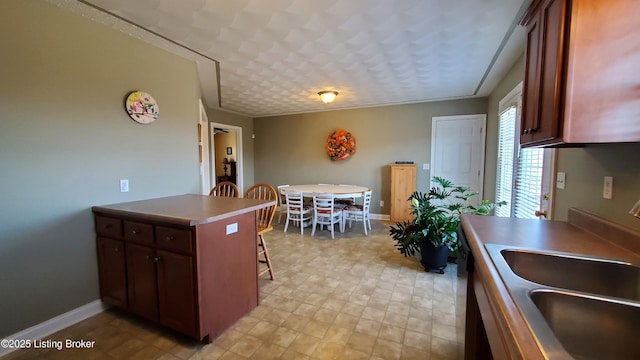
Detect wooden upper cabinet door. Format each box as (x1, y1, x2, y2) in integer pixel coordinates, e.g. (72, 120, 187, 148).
(534, 0, 566, 143)
(520, 0, 567, 146)
(521, 8, 542, 145)
(563, 0, 640, 143)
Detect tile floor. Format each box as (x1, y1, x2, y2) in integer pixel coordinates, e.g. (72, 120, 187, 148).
(2, 218, 467, 360)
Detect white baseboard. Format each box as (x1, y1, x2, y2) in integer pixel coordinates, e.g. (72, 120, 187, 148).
(370, 213, 390, 221)
(0, 300, 107, 357)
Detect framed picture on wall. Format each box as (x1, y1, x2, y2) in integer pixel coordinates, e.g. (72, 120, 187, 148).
(226, 147, 232, 155)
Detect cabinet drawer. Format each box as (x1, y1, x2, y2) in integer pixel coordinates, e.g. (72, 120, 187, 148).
(95, 216, 122, 238)
(124, 221, 154, 245)
(156, 226, 193, 254)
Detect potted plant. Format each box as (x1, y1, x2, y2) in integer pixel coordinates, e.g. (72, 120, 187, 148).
(389, 177, 504, 273)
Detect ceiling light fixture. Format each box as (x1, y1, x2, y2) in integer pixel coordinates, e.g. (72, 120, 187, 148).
(318, 90, 338, 104)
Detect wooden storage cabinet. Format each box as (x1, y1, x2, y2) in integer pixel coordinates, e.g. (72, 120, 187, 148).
(520, 0, 640, 147)
(389, 164, 416, 222)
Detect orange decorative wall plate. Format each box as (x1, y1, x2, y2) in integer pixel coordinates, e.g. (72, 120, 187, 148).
(326, 129, 356, 161)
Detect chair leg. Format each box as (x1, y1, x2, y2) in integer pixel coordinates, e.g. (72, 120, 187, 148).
(363, 217, 368, 236)
(258, 234, 274, 280)
(284, 214, 289, 233)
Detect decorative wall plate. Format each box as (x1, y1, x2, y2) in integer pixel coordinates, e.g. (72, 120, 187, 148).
(125, 91, 159, 124)
(326, 128, 356, 161)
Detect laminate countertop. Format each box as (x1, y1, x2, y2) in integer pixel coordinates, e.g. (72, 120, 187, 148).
(460, 208, 640, 359)
(92, 194, 276, 227)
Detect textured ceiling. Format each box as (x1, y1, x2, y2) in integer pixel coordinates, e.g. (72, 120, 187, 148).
(51, 0, 530, 117)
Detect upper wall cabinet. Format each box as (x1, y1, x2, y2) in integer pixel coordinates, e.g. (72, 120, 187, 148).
(520, 0, 640, 147)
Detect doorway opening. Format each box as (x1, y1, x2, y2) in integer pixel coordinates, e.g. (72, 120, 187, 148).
(210, 122, 243, 194)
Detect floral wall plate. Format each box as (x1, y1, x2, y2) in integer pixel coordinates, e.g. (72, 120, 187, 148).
(125, 91, 159, 124)
(326, 128, 356, 161)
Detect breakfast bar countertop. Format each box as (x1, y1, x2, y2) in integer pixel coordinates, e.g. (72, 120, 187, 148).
(92, 194, 276, 227)
(460, 208, 640, 360)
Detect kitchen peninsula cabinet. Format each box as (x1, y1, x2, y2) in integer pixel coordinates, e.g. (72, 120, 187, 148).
(520, 0, 640, 147)
(93, 194, 275, 342)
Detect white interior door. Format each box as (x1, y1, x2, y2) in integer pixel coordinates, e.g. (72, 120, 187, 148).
(430, 114, 486, 203)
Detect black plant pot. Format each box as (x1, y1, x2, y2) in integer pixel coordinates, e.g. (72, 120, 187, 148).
(420, 240, 450, 274)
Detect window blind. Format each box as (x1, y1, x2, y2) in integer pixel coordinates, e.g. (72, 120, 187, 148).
(513, 147, 544, 219)
(495, 106, 516, 217)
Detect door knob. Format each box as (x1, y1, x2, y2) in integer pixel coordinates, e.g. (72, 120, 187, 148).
(535, 210, 547, 218)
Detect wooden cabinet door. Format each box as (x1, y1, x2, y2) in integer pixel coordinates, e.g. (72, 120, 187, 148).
(96, 237, 127, 307)
(563, 0, 640, 143)
(126, 243, 158, 321)
(521, 8, 542, 145)
(390, 165, 416, 222)
(521, 0, 567, 146)
(156, 249, 197, 337)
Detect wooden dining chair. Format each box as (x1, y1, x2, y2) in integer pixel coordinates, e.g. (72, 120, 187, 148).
(244, 183, 278, 280)
(342, 190, 373, 235)
(209, 181, 239, 198)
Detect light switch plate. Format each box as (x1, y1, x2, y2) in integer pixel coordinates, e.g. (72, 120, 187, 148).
(423, 163, 430, 170)
(120, 179, 129, 193)
(603, 176, 613, 199)
(556, 172, 566, 189)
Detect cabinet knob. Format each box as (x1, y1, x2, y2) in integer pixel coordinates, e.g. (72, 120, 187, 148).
(153, 256, 161, 263)
(165, 236, 174, 241)
(523, 128, 530, 134)
(145, 255, 152, 261)
(131, 229, 139, 235)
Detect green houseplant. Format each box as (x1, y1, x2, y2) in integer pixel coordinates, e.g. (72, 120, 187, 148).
(389, 176, 504, 273)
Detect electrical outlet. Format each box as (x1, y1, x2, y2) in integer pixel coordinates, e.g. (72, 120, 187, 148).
(603, 176, 613, 199)
(380, 200, 384, 207)
(120, 179, 129, 193)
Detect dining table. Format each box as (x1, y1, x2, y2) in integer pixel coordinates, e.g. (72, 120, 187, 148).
(283, 184, 370, 198)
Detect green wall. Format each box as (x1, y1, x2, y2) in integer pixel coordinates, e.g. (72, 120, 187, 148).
(253, 99, 488, 216)
(555, 144, 640, 230)
(0, 1, 202, 337)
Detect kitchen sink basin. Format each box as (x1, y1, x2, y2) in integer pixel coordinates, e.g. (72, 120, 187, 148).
(501, 248, 640, 301)
(485, 244, 640, 359)
(530, 290, 640, 360)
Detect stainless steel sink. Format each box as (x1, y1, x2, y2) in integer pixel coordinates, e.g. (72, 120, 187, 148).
(501, 248, 640, 301)
(530, 289, 640, 360)
(485, 244, 640, 360)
